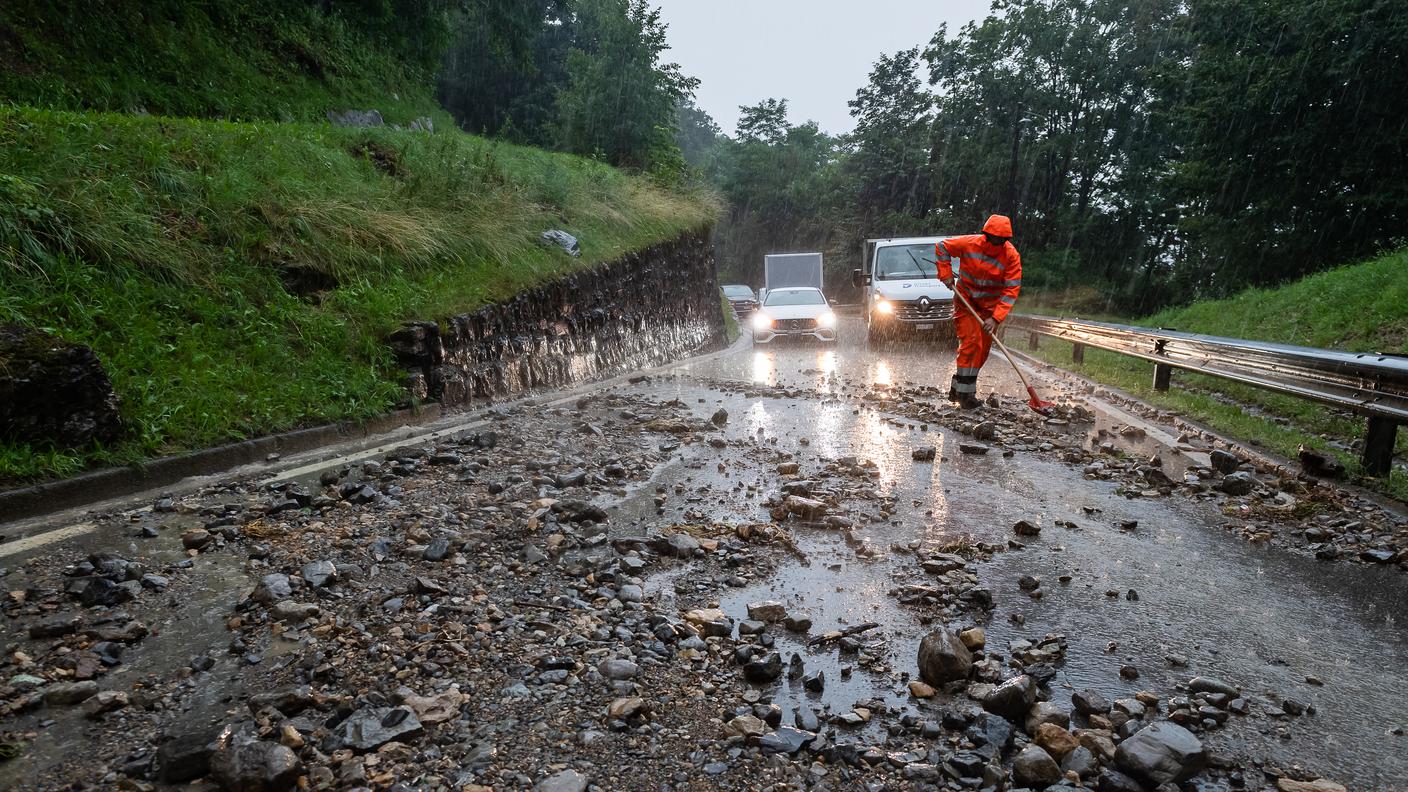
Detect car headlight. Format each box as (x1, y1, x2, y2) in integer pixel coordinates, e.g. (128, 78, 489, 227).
(818, 311, 837, 328)
(875, 299, 894, 315)
(752, 313, 774, 330)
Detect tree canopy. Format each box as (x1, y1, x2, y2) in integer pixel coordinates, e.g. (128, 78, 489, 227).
(694, 0, 1408, 311)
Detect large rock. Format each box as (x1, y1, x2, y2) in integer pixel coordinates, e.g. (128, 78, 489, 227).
(1114, 721, 1207, 786)
(0, 325, 121, 447)
(917, 628, 973, 686)
(1012, 744, 1063, 786)
(155, 727, 221, 783)
(536, 768, 588, 792)
(982, 674, 1036, 720)
(334, 706, 423, 751)
(209, 736, 301, 792)
(327, 109, 385, 128)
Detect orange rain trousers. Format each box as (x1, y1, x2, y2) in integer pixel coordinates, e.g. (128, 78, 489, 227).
(952, 303, 994, 395)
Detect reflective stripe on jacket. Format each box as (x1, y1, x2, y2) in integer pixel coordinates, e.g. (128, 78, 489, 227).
(935, 234, 1022, 322)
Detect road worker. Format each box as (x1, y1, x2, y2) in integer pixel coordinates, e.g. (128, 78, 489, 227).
(936, 214, 1022, 409)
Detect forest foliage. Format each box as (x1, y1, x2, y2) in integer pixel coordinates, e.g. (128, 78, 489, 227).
(690, 0, 1408, 312)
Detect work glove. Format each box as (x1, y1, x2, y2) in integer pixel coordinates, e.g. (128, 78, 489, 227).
(982, 317, 999, 335)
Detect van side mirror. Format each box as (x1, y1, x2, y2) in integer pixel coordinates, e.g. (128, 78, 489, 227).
(851, 268, 862, 289)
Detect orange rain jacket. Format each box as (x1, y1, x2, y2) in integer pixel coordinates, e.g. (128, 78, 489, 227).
(935, 215, 1023, 322)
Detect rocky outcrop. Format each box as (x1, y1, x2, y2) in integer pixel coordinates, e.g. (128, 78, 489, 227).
(388, 230, 725, 406)
(0, 325, 122, 447)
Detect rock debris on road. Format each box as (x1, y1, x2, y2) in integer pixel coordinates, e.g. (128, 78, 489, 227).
(1, 328, 1402, 791)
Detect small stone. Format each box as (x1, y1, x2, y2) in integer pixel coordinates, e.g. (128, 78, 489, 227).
(917, 628, 973, 686)
(209, 736, 302, 792)
(908, 681, 937, 698)
(333, 706, 423, 751)
(1276, 779, 1349, 792)
(746, 600, 788, 622)
(300, 560, 336, 587)
(958, 442, 990, 455)
(536, 769, 588, 792)
(1114, 721, 1207, 786)
(912, 446, 936, 462)
(29, 613, 82, 639)
(1013, 520, 1042, 536)
(83, 690, 129, 718)
(1188, 677, 1238, 697)
(43, 680, 98, 705)
(1034, 723, 1080, 759)
(958, 627, 985, 650)
(1012, 744, 1062, 787)
(598, 659, 639, 680)
(1072, 689, 1111, 715)
(181, 529, 213, 550)
(608, 697, 647, 719)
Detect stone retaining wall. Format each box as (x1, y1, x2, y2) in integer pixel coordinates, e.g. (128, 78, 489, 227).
(387, 229, 724, 406)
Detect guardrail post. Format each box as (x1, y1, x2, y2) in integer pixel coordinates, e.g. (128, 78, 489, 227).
(1152, 363, 1172, 392)
(1362, 416, 1398, 477)
(1072, 343, 1085, 364)
(1028, 332, 1039, 350)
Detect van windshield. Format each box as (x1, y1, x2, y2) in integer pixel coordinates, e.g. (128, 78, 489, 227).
(875, 244, 940, 280)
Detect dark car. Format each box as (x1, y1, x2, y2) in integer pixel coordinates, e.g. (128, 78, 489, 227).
(721, 284, 759, 318)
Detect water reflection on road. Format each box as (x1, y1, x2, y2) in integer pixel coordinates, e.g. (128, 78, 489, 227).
(646, 316, 1408, 789)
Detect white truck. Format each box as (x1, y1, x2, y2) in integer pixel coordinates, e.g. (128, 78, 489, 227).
(851, 236, 958, 343)
(761, 252, 824, 303)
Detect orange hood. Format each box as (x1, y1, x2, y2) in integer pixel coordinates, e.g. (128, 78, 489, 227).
(983, 214, 1013, 237)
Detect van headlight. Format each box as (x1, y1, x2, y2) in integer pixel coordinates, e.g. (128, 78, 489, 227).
(752, 313, 774, 330)
(874, 299, 894, 315)
(818, 311, 837, 328)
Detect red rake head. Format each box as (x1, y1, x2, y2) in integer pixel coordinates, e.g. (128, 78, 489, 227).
(1025, 386, 1056, 416)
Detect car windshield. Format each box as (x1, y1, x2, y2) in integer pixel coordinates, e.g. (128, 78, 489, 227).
(764, 289, 826, 306)
(874, 244, 941, 280)
(722, 285, 754, 299)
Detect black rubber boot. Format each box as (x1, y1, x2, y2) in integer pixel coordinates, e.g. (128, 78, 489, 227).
(957, 394, 983, 410)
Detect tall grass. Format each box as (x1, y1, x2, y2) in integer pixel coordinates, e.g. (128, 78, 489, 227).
(0, 107, 719, 481)
(1020, 248, 1408, 499)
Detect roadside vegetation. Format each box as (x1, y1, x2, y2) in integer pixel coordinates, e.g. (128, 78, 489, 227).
(0, 1, 720, 483)
(1019, 249, 1408, 500)
(681, 0, 1407, 316)
(0, 107, 714, 482)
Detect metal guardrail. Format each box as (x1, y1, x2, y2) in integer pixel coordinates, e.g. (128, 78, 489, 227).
(1005, 314, 1408, 476)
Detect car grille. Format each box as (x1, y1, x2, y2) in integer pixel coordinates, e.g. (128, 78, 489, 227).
(782, 318, 818, 331)
(894, 300, 953, 322)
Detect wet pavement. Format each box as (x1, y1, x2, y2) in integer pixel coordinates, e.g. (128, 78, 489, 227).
(2, 315, 1404, 791)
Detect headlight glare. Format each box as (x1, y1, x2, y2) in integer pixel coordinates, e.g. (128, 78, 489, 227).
(818, 311, 837, 327)
(751, 313, 774, 330)
(875, 299, 894, 315)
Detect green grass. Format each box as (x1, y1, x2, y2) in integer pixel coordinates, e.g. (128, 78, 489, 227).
(0, 0, 448, 126)
(0, 106, 719, 482)
(721, 294, 740, 343)
(1020, 248, 1408, 500)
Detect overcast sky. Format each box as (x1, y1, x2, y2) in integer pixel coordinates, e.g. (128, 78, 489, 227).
(653, 0, 991, 136)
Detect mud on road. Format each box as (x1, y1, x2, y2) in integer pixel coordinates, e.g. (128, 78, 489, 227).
(2, 318, 1404, 791)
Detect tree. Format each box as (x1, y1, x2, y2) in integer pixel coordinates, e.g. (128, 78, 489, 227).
(846, 47, 935, 228)
(552, 0, 699, 171)
(1168, 0, 1408, 295)
(437, 1, 570, 144)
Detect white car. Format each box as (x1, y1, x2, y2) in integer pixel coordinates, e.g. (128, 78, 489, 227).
(751, 287, 837, 343)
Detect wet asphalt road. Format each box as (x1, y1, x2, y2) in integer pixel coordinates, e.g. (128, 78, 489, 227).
(632, 316, 1408, 790)
(3, 314, 1404, 790)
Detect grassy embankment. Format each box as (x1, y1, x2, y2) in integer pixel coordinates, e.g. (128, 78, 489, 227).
(0, 3, 719, 483)
(0, 0, 451, 126)
(1022, 249, 1408, 499)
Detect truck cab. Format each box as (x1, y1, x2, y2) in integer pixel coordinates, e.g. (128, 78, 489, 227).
(852, 236, 958, 343)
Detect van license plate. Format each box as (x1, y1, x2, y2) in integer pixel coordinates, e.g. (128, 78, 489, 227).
(916, 323, 934, 330)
